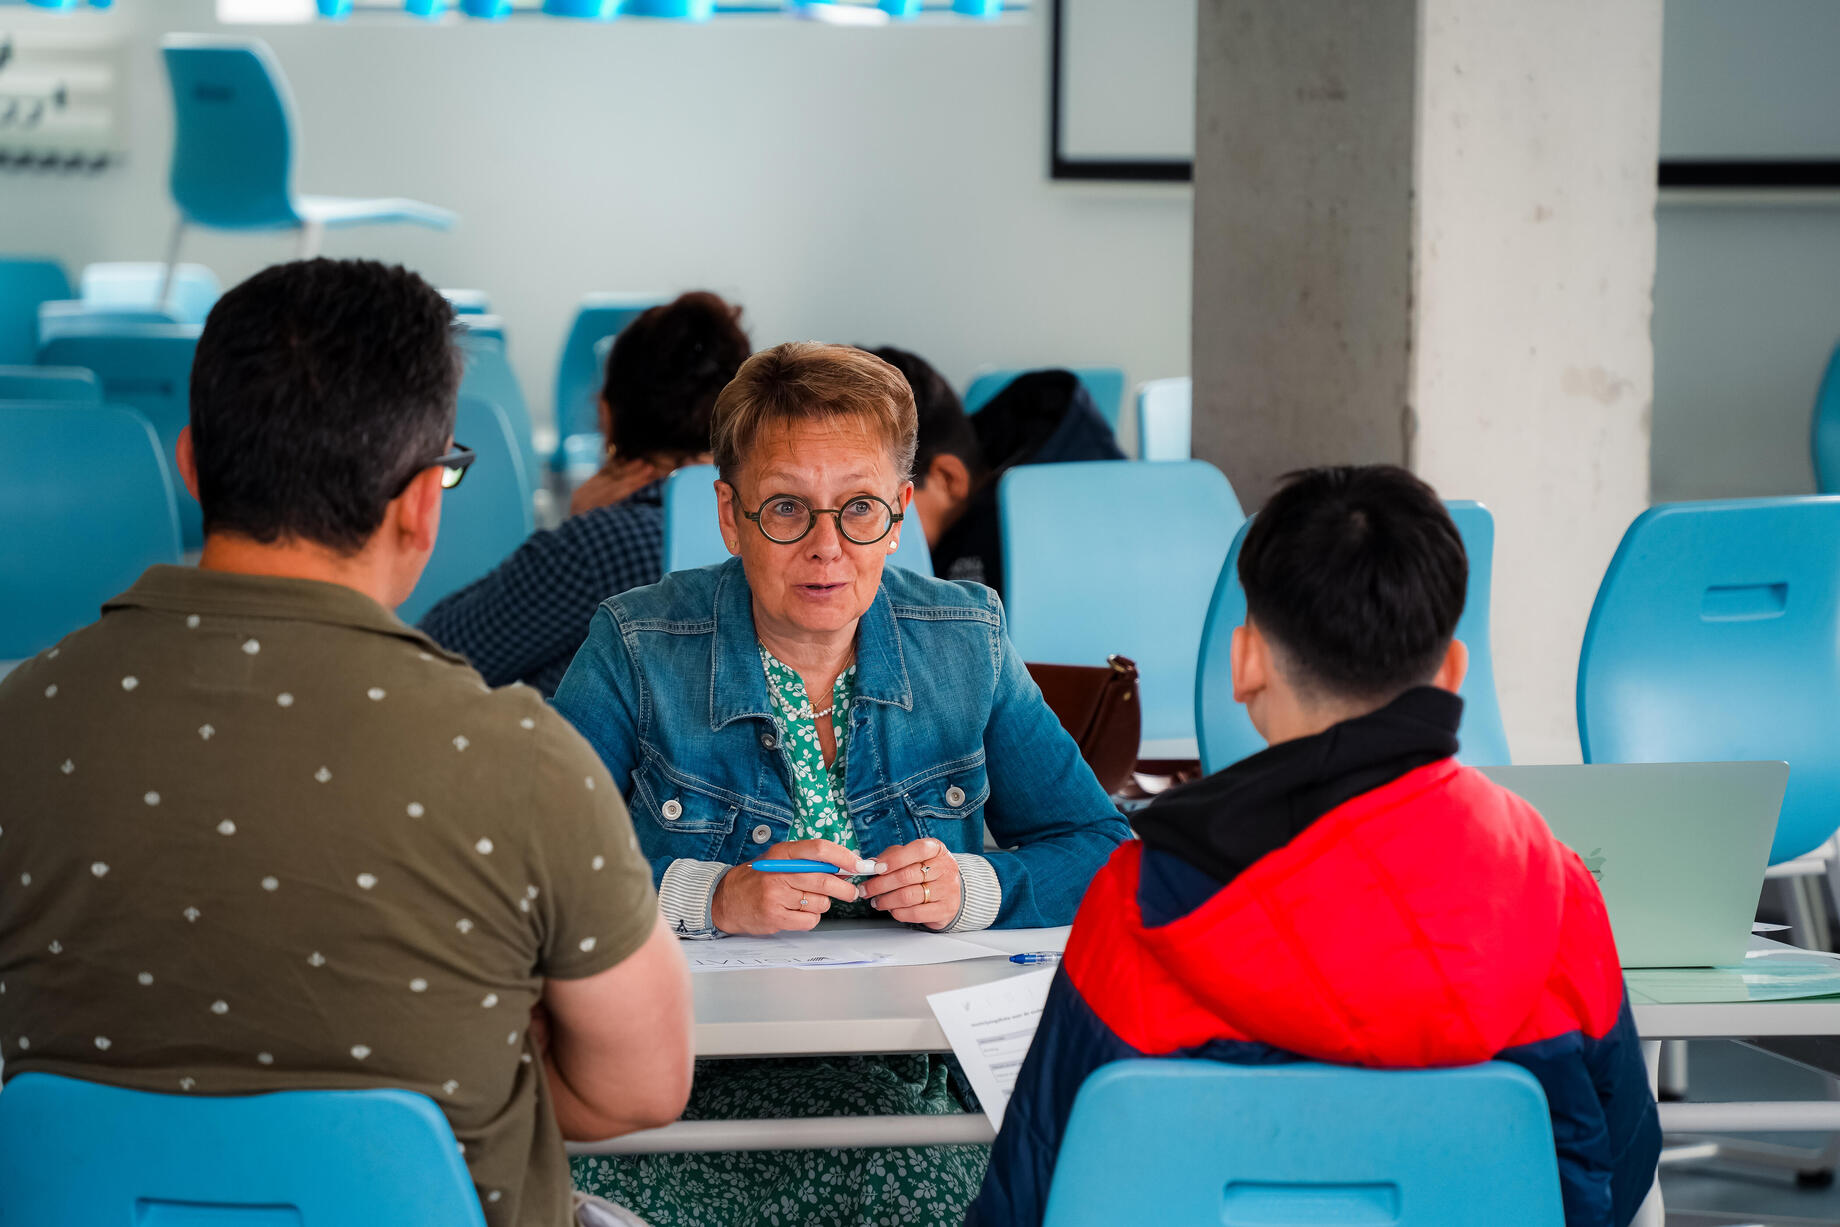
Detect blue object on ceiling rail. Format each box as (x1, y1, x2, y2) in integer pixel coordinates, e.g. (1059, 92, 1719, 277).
(406, 0, 447, 16)
(544, 0, 618, 14)
(952, 0, 1000, 13)
(879, 0, 921, 15)
(316, 0, 352, 15)
(461, 0, 513, 13)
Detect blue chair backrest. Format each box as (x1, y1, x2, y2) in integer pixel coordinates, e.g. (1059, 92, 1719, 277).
(1816, 341, 1840, 494)
(163, 37, 299, 230)
(0, 403, 181, 659)
(458, 330, 539, 490)
(0, 1073, 487, 1227)
(38, 321, 204, 548)
(1134, 376, 1190, 461)
(443, 287, 492, 315)
(80, 261, 221, 324)
(1197, 500, 1511, 773)
(1578, 497, 1840, 865)
(965, 366, 1127, 427)
(1042, 1060, 1563, 1227)
(398, 394, 535, 624)
(1001, 460, 1242, 755)
(553, 292, 665, 444)
(0, 364, 101, 402)
(660, 463, 934, 576)
(0, 255, 71, 365)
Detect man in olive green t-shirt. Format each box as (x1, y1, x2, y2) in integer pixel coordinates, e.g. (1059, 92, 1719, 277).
(0, 259, 692, 1227)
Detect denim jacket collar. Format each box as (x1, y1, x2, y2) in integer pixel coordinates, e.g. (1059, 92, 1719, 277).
(708, 558, 913, 731)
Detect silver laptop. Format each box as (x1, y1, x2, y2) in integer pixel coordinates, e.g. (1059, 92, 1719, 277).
(1479, 762, 1788, 969)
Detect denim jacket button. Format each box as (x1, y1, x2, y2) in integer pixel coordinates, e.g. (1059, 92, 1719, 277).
(760, 732, 777, 750)
(945, 785, 966, 808)
(661, 799, 683, 821)
(750, 824, 773, 845)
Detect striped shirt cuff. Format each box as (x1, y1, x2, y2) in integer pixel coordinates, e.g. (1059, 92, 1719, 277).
(945, 852, 1002, 933)
(659, 859, 732, 939)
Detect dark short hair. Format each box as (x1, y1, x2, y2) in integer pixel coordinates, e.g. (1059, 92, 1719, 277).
(1239, 465, 1467, 701)
(603, 291, 749, 462)
(188, 258, 460, 554)
(864, 346, 983, 485)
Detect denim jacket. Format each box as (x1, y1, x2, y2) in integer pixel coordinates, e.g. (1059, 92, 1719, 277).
(552, 557, 1129, 937)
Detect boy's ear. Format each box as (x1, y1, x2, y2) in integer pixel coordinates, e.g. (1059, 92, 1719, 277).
(1432, 638, 1470, 695)
(175, 425, 201, 503)
(928, 453, 972, 501)
(1230, 621, 1271, 705)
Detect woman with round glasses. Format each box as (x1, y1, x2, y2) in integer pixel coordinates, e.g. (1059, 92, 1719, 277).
(553, 342, 1128, 1226)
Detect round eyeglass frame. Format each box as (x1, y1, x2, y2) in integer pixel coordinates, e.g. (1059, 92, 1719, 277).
(739, 492, 904, 546)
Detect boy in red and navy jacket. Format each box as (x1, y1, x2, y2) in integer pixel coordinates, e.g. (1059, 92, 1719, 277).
(969, 466, 1660, 1227)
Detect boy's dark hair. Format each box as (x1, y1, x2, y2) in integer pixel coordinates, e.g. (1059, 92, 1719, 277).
(1239, 465, 1467, 701)
(865, 345, 983, 485)
(604, 291, 749, 461)
(188, 258, 461, 555)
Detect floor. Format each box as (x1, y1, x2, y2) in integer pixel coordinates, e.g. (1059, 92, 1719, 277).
(1663, 1039, 1840, 1226)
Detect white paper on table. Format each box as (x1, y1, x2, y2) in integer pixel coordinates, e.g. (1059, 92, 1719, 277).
(682, 926, 995, 972)
(949, 926, 1072, 959)
(926, 968, 1056, 1130)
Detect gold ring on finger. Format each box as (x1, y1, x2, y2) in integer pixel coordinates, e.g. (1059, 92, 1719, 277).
(799, 895, 809, 910)
(922, 883, 931, 903)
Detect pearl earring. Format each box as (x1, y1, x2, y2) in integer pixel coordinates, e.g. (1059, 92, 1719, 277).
(887, 539, 898, 552)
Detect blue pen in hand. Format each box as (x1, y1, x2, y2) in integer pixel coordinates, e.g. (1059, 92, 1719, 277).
(1010, 952, 1062, 965)
(746, 859, 849, 874)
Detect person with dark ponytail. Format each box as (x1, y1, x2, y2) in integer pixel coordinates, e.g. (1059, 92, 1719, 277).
(420, 291, 749, 697)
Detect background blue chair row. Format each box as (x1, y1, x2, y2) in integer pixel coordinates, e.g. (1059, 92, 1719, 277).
(0, 402, 182, 661)
(396, 394, 536, 624)
(0, 1073, 486, 1227)
(1196, 500, 1512, 773)
(38, 321, 205, 549)
(660, 463, 935, 575)
(0, 365, 100, 402)
(0, 255, 71, 365)
(1001, 459, 1242, 759)
(78, 261, 221, 324)
(965, 365, 1126, 427)
(1815, 341, 1840, 495)
(552, 292, 665, 468)
(1134, 375, 1189, 462)
(458, 325, 540, 491)
(1042, 1059, 1563, 1227)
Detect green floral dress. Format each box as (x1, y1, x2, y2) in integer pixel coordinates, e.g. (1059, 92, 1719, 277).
(570, 646, 991, 1226)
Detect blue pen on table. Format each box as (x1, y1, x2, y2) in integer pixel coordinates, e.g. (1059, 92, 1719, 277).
(1009, 951, 1062, 965)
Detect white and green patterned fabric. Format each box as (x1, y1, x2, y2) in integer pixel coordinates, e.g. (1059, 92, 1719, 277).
(758, 645, 858, 851)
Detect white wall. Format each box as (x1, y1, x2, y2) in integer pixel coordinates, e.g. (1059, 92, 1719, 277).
(3, 0, 1193, 439)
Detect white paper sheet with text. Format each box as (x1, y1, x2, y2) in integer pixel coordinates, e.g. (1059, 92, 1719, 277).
(927, 968, 1056, 1129)
(682, 926, 995, 972)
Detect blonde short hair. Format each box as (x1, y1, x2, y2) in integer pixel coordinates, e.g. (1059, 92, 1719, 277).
(711, 342, 919, 487)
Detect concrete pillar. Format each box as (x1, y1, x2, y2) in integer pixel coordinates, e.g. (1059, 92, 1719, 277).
(1192, 0, 1661, 764)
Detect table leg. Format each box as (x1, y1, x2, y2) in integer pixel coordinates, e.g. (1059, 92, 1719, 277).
(1632, 1040, 1666, 1227)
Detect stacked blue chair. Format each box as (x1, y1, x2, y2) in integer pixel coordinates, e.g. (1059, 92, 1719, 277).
(38, 299, 183, 345)
(1041, 1060, 1563, 1227)
(160, 37, 455, 273)
(1134, 376, 1190, 461)
(458, 327, 539, 490)
(39, 321, 204, 548)
(1578, 497, 1840, 867)
(965, 366, 1127, 427)
(552, 292, 665, 469)
(79, 261, 221, 324)
(1815, 341, 1840, 495)
(397, 395, 536, 624)
(443, 288, 492, 316)
(1197, 500, 1511, 772)
(660, 463, 935, 575)
(0, 365, 100, 402)
(0, 256, 71, 365)
(0, 1073, 487, 1227)
(1001, 460, 1242, 759)
(0, 403, 181, 660)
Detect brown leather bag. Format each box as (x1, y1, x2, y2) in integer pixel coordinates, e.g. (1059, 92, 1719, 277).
(1025, 655, 1142, 796)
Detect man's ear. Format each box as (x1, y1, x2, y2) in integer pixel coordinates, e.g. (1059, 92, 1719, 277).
(175, 425, 201, 503)
(1230, 620, 1271, 705)
(715, 478, 741, 555)
(393, 465, 445, 556)
(1432, 638, 1470, 695)
(926, 454, 972, 502)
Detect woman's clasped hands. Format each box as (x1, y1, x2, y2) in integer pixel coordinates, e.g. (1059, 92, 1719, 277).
(710, 837, 963, 935)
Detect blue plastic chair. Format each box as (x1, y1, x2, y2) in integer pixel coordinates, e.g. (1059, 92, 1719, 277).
(79, 261, 220, 324)
(1001, 460, 1242, 757)
(552, 292, 666, 465)
(1041, 1060, 1563, 1227)
(0, 403, 181, 659)
(0, 364, 101, 402)
(38, 321, 204, 549)
(443, 287, 492, 316)
(0, 1073, 487, 1227)
(660, 463, 935, 576)
(964, 366, 1127, 427)
(1197, 500, 1511, 773)
(1815, 341, 1840, 495)
(1135, 376, 1190, 461)
(160, 37, 455, 269)
(0, 255, 71, 365)
(1578, 497, 1840, 865)
(397, 394, 536, 624)
(458, 329, 539, 490)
